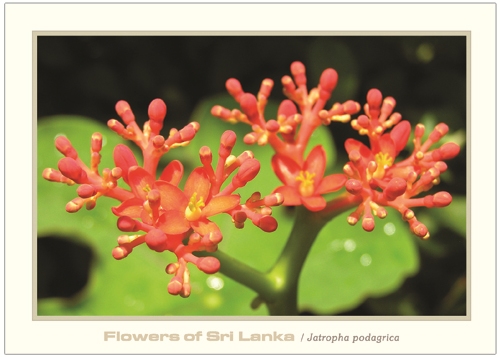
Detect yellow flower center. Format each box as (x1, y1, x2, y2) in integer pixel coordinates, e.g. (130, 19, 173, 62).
(142, 184, 152, 193)
(373, 152, 394, 179)
(185, 192, 205, 221)
(295, 170, 316, 197)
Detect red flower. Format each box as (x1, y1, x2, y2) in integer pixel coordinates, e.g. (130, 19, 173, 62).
(343, 89, 461, 239)
(272, 145, 346, 211)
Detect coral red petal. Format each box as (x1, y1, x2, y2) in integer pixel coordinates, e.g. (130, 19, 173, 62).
(202, 195, 240, 217)
(304, 145, 326, 187)
(271, 154, 301, 187)
(301, 195, 327, 212)
(184, 167, 211, 201)
(128, 167, 155, 200)
(316, 174, 347, 194)
(155, 181, 188, 211)
(157, 210, 191, 235)
(378, 134, 396, 159)
(345, 139, 373, 160)
(191, 218, 219, 236)
(273, 185, 302, 206)
(111, 198, 144, 218)
(159, 160, 184, 186)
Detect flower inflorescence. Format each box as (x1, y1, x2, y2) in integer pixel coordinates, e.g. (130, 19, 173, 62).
(212, 62, 460, 238)
(43, 99, 282, 297)
(43, 61, 461, 300)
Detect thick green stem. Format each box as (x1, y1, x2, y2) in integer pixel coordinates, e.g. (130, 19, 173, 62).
(264, 206, 326, 315)
(199, 193, 361, 315)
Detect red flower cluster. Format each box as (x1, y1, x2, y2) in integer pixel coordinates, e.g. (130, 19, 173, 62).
(342, 89, 460, 239)
(43, 99, 282, 297)
(212, 61, 358, 211)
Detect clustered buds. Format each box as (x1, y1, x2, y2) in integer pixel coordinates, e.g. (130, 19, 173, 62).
(342, 89, 460, 239)
(44, 62, 462, 302)
(211, 61, 360, 160)
(43, 98, 281, 298)
(213, 61, 357, 211)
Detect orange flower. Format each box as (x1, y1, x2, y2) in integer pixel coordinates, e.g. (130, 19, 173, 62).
(272, 145, 346, 211)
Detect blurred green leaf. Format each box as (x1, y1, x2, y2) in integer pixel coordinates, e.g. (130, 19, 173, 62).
(299, 210, 419, 314)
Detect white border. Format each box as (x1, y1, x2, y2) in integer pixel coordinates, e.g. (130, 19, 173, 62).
(5, 3, 496, 355)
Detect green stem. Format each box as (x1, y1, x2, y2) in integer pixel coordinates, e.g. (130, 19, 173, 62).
(199, 193, 361, 315)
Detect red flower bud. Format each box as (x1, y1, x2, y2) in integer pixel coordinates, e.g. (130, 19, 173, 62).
(55, 136, 78, 159)
(91, 133, 102, 152)
(148, 98, 167, 122)
(258, 215, 278, 232)
(219, 130, 237, 158)
(113, 144, 138, 184)
(318, 68, 338, 101)
(117, 216, 140, 232)
(367, 89, 383, 108)
(77, 184, 96, 198)
(290, 61, 306, 86)
(115, 100, 135, 125)
(233, 159, 260, 187)
(145, 229, 167, 252)
(58, 157, 87, 183)
(345, 179, 363, 195)
(239, 93, 259, 124)
(383, 177, 407, 201)
(197, 257, 221, 274)
(226, 78, 244, 101)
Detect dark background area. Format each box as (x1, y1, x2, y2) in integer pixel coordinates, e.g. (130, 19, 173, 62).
(37, 36, 467, 315)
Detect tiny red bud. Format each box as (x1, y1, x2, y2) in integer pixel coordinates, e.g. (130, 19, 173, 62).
(145, 229, 167, 252)
(367, 89, 383, 108)
(152, 135, 165, 149)
(319, 68, 338, 99)
(429, 123, 449, 142)
(433, 191, 453, 207)
(199, 146, 213, 166)
(219, 130, 237, 158)
(436, 142, 460, 160)
(290, 61, 306, 86)
(112, 246, 131, 260)
(55, 136, 78, 159)
(277, 99, 298, 118)
(65, 197, 85, 213)
(265, 120, 280, 132)
(345, 179, 363, 195)
(226, 78, 244, 101)
(239, 93, 259, 123)
(117, 216, 140, 232)
(362, 217, 375, 232)
(197, 257, 221, 274)
(91, 133, 102, 152)
(383, 177, 407, 201)
(115, 100, 135, 125)
(148, 98, 167, 122)
(168, 278, 183, 295)
(233, 159, 260, 187)
(258, 215, 278, 232)
(113, 144, 138, 183)
(259, 79, 274, 98)
(58, 157, 87, 183)
(77, 184, 96, 198)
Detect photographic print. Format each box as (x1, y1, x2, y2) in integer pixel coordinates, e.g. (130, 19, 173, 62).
(5, 3, 495, 355)
(36, 35, 467, 317)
